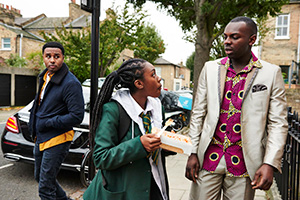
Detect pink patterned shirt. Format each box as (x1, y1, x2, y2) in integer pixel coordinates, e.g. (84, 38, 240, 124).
(202, 53, 261, 177)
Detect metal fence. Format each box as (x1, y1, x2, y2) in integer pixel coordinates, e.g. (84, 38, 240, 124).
(274, 107, 300, 200)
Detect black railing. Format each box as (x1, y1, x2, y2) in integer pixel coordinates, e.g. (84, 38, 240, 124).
(274, 107, 300, 200)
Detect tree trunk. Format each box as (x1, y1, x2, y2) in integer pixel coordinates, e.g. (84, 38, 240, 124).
(193, 0, 212, 96)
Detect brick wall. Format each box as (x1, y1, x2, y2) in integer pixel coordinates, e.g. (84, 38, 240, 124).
(260, 3, 300, 66)
(160, 64, 175, 90)
(0, 26, 17, 59)
(286, 88, 300, 113)
(21, 38, 43, 57)
(68, 2, 90, 21)
(179, 67, 191, 89)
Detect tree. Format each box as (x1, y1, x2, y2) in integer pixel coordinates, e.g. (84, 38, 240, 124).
(128, 0, 289, 92)
(5, 54, 27, 67)
(26, 51, 44, 71)
(134, 23, 165, 63)
(41, 26, 91, 83)
(186, 51, 194, 82)
(40, 4, 165, 82)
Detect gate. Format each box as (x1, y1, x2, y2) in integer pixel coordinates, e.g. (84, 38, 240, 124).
(0, 74, 11, 106)
(274, 107, 300, 200)
(15, 75, 36, 106)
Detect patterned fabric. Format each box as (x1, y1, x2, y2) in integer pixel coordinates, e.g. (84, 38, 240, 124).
(202, 56, 260, 177)
(140, 112, 159, 165)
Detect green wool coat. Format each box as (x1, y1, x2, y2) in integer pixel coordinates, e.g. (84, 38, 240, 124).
(83, 101, 169, 200)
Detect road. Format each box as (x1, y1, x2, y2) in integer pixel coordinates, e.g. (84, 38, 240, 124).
(0, 123, 84, 200)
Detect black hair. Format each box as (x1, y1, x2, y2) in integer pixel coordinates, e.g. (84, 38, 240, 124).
(90, 58, 147, 139)
(42, 41, 65, 55)
(230, 16, 257, 35)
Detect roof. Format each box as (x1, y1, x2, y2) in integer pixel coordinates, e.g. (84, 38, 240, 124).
(0, 22, 44, 41)
(24, 17, 68, 29)
(65, 15, 91, 28)
(154, 57, 180, 67)
(14, 17, 32, 26)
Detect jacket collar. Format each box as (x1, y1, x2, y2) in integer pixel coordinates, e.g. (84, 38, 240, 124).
(218, 52, 261, 106)
(39, 63, 69, 85)
(219, 52, 262, 69)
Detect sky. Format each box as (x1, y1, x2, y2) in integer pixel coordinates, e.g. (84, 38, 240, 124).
(0, 0, 195, 65)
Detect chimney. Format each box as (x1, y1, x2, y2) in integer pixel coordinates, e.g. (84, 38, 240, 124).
(71, 0, 75, 3)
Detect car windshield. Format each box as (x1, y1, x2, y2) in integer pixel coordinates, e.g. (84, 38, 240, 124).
(82, 78, 105, 88)
(82, 78, 106, 113)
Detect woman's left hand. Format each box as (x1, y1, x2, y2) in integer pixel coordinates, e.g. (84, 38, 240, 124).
(140, 134, 161, 152)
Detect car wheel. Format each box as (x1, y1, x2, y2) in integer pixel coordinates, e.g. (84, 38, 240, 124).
(172, 118, 184, 132)
(80, 149, 95, 187)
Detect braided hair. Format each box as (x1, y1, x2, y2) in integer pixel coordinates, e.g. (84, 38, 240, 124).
(91, 58, 147, 141)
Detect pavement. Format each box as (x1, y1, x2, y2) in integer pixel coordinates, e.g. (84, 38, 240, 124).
(0, 106, 23, 123)
(68, 153, 272, 200)
(0, 107, 281, 200)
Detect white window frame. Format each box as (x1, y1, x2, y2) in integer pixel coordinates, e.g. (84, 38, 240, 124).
(173, 78, 182, 91)
(275, 14, 290, 40)
(155, 66, 161, 77)
(2, 38, 11, 50)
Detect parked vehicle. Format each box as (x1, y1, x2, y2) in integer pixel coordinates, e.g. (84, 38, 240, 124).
(174, 89, 193, 99)
(1, 82, 192, 187)
(159, 90, 192, 132)
(1, 85, 92, 187)
(82, 77, 105, 88)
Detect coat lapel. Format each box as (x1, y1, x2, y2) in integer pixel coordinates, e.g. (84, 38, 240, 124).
(242, 67, 259, 103)
(219, 65, 227, 106)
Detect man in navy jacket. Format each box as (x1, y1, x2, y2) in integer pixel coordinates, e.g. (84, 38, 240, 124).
(29, 41, 84, 200)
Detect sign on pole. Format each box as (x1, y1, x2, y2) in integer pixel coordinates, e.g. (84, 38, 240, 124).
(81, 0, 93, 13)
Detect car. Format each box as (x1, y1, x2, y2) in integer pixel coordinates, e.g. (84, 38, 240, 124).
(82, 77, 105, 88)
(174, 89, 193, 99)
(1, 79, 190, 187)
(1, 84, 94, 187)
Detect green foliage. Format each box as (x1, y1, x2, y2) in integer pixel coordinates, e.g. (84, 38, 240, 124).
(129, 0, 289, 89)
(210, 35, 226, 60)
(26, 51, 44, 71)
(5, 54, 27, 67)
(256, 16, 272, 46)
(282, 72, 287, 79)
(134, 23, 165, 64)
(40, 4, 165, 82)
(186, 51, 194, 82)
(40, 26, 91, 83)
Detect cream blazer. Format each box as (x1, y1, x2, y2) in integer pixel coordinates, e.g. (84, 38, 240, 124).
(189, 58, 288, 180)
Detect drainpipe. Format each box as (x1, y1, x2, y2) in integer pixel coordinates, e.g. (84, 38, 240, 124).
(289, 61, 294, 89)
(19, 33, 23, 58)
(296, 16, 300, 83)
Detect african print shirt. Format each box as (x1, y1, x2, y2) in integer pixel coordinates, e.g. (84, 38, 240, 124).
(202, 54, 262, 177)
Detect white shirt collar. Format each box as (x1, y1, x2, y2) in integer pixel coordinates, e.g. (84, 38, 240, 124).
(111, 89, 163, 134)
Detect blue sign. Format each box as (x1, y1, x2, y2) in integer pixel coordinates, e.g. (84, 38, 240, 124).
(177, 96, 192, 110)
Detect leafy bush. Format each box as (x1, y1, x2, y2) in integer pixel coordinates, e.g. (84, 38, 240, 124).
(5, 54, 27, 67)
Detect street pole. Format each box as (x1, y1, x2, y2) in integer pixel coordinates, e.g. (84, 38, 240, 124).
(89, 0, 100, 181)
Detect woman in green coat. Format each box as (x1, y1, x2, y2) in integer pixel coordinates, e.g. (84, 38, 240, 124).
(83, 58, 170, 200)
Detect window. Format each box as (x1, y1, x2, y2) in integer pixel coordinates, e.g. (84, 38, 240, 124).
(155, 67, 161, 77)
(175, 82, 180, 91)
(2, 38, 11, 49)
(275, 14, 290, 39)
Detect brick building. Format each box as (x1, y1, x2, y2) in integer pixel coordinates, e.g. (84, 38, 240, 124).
(154, 57, 191, 91)
(0, 0, 92, 61)
(259, 0, 300, 84)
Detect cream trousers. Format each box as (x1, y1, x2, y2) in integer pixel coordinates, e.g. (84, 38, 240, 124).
(189, 156, 255, 200)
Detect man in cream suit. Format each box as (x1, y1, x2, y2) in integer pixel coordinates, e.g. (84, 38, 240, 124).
(185, 16, 288, 200)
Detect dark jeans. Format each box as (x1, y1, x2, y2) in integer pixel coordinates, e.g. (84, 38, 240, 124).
(33, 141, 71, 200)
